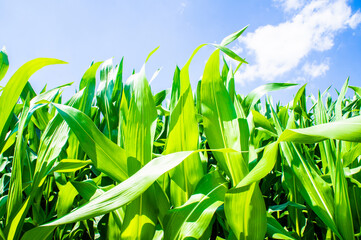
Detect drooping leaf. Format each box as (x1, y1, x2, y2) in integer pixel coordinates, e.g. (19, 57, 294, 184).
(242, 83, 297, 116)
(280, 115, 361, 143)
(0, 58, 67, 149)
(21, 150, 198, 240)
(53, 103, 128, 182)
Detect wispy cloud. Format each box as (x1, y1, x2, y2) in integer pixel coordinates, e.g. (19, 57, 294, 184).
(235, 0, 361, 84)
(178, 1, 187, 14)
(302, 59, 330, 78)
(274, 0, 306, 12)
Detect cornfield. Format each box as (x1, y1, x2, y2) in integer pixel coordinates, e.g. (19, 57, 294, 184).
(0, 27, 361, 240)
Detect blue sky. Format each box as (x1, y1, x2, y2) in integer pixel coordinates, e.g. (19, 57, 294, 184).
(1, 0, 361, 104)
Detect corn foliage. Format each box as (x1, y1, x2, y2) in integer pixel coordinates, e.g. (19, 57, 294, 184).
(0, 28, 361, 240)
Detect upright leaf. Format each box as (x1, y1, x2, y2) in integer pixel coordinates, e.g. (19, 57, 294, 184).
(166, 47, 204, 207)
(121, 64, 158, 240)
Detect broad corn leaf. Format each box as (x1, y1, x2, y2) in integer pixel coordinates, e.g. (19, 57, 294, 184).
(224, 183, 267, 240)
(21, 151, 198, 240)
(279, 115, 361, 143)
(53, 103, 128, 182)
(166, 47, 204, 207)
(124, 65, 157, 173)
(201, 49, 247, 185)
(164, 171, 227, 240)
(201, 50, 266, 240)
(55, 182, 78, 218)
(121, 63, 158, 240)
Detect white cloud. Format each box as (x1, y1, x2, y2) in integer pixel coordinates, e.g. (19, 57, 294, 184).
(302, 60, 330, 77)
(233, 71, 245, 87)
(346, 10, 361, 28)
(235, 0, 361, 84)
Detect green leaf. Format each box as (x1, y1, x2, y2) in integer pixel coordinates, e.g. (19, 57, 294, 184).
(117, 91, 128, 148)
(154, 89, 168, 106)
(266, 213, 297, 240)
(252, 110, 277, 134)
(5, 90, 83, 240)
(53, 103, 128, 182)
(6, 96, 30, 223)
(280, 115, 361, 143)
(349, 85, 361, 97)
(21, 150, 198, 240)
(202, 50, 266, 240)
(50, 159, 92, 173)
(201, 49, 248, 185)
(0, 58, 67, 145)
(124, 64, 157, 172)
(166, 47, 204, 207)
(112, 58, 124, 106)
(233, 142, 279, 190)
(0, 47, 9, 81)
(335, 77, 349, 120)
(343, 143, 361, 167)
(79, 61, 102, 116)
(280, 141, 340, 237)
(164, 171, 227, 240)
(211, 44, 248, 64)
(169, 66, 181, 112)
(121, 62, 158, 239)
(334, 145, 354, 240)
(96, 58, 116, 140)
(242, 83, 297, 116)
(145, 46, 160, 63)
(268, 201, 306, 212)
(220, 26, 248, 46)
(71, 180, 103, 201)
(225, 183, 267, 240)
(55, 182, 78, 218)
(270, 104, 341, 237)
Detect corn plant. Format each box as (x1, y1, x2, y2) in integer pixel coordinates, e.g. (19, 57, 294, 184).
(0, 27, 361, 240)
